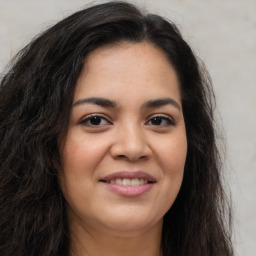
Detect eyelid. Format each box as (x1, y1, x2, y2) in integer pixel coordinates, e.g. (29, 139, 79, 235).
(79, 113, 112, 126)
(146, 114, 176, 126)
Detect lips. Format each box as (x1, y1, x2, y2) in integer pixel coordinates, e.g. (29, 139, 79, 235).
(99, 171, 156, 196)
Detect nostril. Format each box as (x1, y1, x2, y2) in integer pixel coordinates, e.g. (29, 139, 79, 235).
(115, 155, 127, 159)
(110, 140, 151, 161)
(114, 154, 148, 161)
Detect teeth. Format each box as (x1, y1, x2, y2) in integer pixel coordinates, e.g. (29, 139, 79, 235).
(123, 178, 131, 186)
(107, 178, 148, 186)
(139, 178, 145, 185)
(116, 178, 122, 185)
(131, 178, 139, 186)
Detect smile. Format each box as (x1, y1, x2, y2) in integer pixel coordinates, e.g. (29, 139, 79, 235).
(100, 171, 156, 196)
(104, 178, 150, 186)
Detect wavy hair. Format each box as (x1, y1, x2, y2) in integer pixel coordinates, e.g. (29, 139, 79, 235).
(0, 1, 233, 255)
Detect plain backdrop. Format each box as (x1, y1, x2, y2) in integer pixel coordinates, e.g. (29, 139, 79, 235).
(0, 0, 255, 255)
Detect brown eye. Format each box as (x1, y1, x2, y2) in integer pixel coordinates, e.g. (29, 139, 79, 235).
(146, 116, 175, 126)
(88, 116, 103, 125)
(80, 115, 111, 127)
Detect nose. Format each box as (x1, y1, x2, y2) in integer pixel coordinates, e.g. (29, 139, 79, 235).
(110, 123, 151, 161)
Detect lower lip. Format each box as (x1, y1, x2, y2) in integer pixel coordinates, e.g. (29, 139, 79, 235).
(101, 182, 154, 197)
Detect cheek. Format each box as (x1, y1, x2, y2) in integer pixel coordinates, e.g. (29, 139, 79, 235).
(59, 132, 111, 214)
(156, 132, 187, 174)
(154, 132, 187, 207)
(61, 131, 110, 174)
(59, 131, 110, 197)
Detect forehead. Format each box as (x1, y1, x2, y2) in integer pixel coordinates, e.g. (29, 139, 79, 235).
(74, 42, 181, 105)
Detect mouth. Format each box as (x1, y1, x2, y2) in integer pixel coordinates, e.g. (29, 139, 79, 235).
(99, 171, 156, 196)
(101, 178, 154, 186)
(99, 171, 156, 185)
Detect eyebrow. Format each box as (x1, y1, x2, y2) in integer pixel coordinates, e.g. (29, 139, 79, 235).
(73, 97, 117, 108)
(142, 98, 181, 111)
(73, 97, 181, 111)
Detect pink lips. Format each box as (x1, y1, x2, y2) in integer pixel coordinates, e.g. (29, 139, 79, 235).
(101, 171, 156, 182)
(99, 171, 156, 197)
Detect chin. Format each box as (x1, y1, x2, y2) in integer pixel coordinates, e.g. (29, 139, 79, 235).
(97, 209, 162, 234)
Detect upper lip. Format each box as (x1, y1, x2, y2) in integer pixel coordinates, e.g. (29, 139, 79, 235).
(100, 171, 156, 182)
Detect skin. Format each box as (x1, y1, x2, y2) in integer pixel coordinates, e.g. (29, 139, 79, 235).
(59, 42, 187, 256)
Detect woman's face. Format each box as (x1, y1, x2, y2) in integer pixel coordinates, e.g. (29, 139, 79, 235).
(59, 42, 187, 235)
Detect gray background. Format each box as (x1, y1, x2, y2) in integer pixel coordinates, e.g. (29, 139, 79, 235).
(0, 0, 255, 255)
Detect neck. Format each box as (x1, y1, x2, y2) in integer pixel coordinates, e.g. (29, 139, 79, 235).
(69, 218, 163, 256)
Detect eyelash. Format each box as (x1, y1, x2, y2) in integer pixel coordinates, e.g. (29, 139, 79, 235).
(79, 114, 175, 127)
(79, 114, 112, 127)
(146, 115, 175, 127)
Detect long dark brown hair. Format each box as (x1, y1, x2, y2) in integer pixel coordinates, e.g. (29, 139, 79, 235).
(0, 1, 233, 255)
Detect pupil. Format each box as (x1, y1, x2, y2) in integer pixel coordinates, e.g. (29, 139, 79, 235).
(90, 116, 101, 125)
(152, 117, 162, 125)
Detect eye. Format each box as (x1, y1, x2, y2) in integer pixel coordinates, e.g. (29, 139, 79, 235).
(80, 114, 111, 127)
(146, 115, 175, 126)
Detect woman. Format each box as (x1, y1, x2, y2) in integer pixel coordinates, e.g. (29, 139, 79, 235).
(0, 1, 234, 256)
